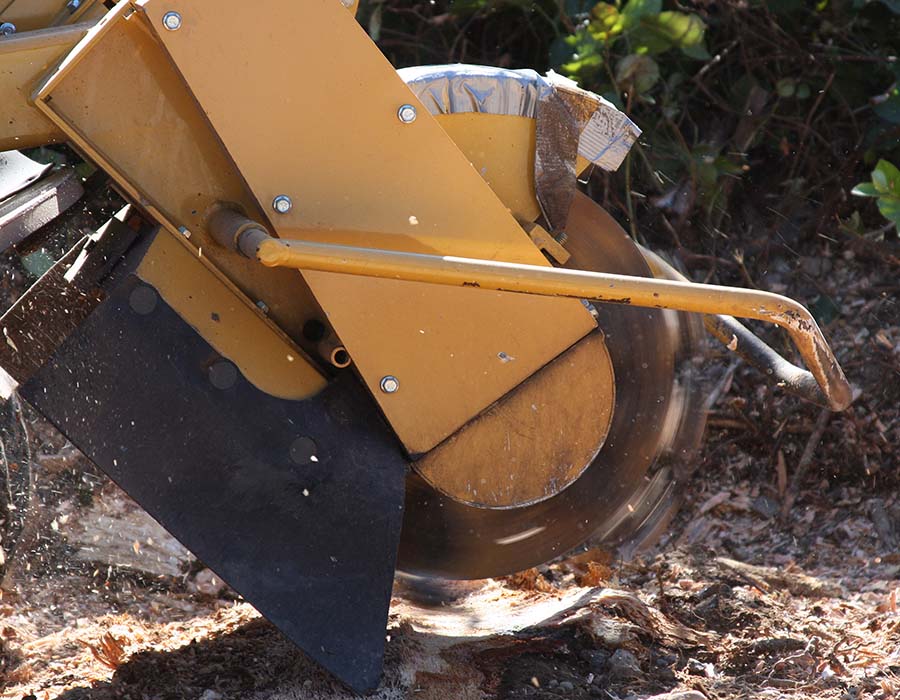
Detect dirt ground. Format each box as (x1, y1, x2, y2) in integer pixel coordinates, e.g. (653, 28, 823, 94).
(0, 167, 898, 700)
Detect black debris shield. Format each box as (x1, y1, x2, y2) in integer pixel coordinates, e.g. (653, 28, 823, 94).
(19, 261, 408, 692)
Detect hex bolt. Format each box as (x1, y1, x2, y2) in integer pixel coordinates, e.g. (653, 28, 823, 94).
(380, 375, 400, 394)
(272, 195, 293, 214)
(162, 11, 182, 31)
(0, 22, 16, 36)
(397, 104, 417, 124)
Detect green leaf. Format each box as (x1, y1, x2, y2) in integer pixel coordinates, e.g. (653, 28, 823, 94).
(588, 3, 628, 42)
(615, 54, 660, 94)
(851, 182, 879, 197)
(682, 42, 711, 60)
(796, 83, 811, 99)
(776, 78, 796, 97)
(872, 167, 890, 193)
(876, 196, 900, 227)
(621, 0, 662, 28)
(629, 25, 674, 54)
(640, 11, 706, 48)
(874, 159, 900, 195)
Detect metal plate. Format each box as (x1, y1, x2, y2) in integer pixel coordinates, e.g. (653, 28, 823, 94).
(20, 270, 409, 693)
(0, 25, 88, 151)
(413, 331, 615, 509)
(0, 150, 50, 202)
(137, 0, 595, 454)
(0, 0, 104, 31)
(0, 167, 84, 250)
(30, 9, 327, 356)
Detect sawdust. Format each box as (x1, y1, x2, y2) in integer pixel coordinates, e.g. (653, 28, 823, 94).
(0, 148, 898, 700)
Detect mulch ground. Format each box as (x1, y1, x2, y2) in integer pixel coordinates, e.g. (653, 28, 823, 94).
(0, 175, 898, 700)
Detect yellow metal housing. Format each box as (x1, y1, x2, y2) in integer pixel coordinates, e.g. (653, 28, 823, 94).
(34, 0, 598, 454)
(0, 24, 88, 150)
(0, 0, 104, 31)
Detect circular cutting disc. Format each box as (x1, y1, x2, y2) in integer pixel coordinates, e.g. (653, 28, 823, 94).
(397, 192, 707, 579)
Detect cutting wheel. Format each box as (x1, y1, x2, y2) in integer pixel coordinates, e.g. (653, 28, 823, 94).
(398, 192, 708, 579)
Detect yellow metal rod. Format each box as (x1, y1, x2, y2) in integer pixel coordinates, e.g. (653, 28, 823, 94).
(229, 226, 851, 412)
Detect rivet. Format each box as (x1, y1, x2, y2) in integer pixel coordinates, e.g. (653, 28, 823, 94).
(162, 11, 182, 31)
(272, 195, 293, 214)
(397, 104, 417, 124)
(380, 375, 400, 393)
(0, 22, 16, 36)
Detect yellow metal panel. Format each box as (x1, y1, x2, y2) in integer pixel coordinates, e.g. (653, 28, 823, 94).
(0, 25, 87, 150)
(139, 0, 595, 454)
(0, 0, 104, 31)
(246, 231, 852, 412)
(414, 331, 614, 509)
(137, 232, 326, 400)
(432, 114, 592, 224)
(433, 113, 542, 224)
(32, 10, 324, 351)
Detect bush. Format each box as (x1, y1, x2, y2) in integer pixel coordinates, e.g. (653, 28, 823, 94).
(362, 0, 900, 245)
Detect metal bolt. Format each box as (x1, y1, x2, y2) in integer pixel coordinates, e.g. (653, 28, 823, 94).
(162, 11, 182, 31)
(272, 195, 293, 214)
(256, 300, 270, 314)
(66, 0, 82, 13)
(177, 225, 191, 239)
(0, 22, 16, 36)
(397, 104, 417, 124)
(380, 375, 400, 394)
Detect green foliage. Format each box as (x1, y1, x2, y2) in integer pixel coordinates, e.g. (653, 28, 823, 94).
(558, 0, 707, 89)
(366, 0, 900, 240)
(852, 159, 900, 229)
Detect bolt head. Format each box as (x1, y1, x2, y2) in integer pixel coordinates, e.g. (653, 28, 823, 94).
(272, 195, 293, 214)
(0, 22, 16, 36)
(162, 11, 182, 31)
(397, 104, 418, 124)
(380, 376, 400, 394)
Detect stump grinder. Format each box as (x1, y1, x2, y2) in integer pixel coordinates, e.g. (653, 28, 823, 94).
(0, 0, 850, 691)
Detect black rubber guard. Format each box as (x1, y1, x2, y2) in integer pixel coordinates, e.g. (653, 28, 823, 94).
(18, 236, 408, 693)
